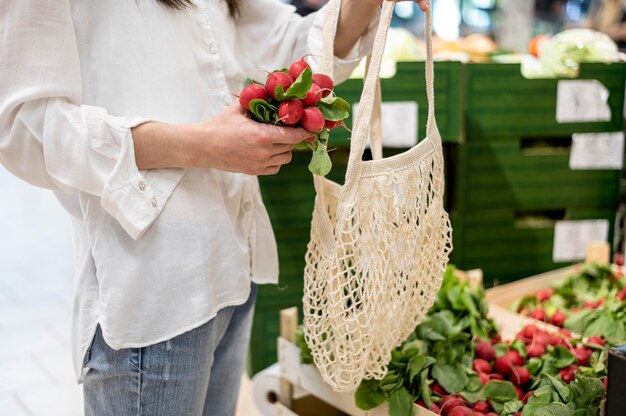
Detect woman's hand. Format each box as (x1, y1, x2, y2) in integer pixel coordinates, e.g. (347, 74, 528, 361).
(132, 103, 311, 176)
(195, 103, 310, 175)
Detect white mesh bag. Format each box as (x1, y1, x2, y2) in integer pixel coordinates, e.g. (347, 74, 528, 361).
(302, 1, 452, 392)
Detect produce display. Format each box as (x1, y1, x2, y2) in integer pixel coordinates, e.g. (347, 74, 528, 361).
(295, 266, 612, 416)
(237, 57, 350, 176)
(514, 263, 626, 345)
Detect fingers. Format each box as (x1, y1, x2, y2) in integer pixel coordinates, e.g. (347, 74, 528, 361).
(265, 124, 312, 144)
(261, 165, 281, 175)
(268, 150, 293, 166)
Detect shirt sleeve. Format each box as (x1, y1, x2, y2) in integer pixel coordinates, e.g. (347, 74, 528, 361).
(0, 0, 174, 240)
(236, 0, 379, 85)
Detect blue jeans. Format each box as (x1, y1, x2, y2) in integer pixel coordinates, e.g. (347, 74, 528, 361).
(83, 284, 258, 416)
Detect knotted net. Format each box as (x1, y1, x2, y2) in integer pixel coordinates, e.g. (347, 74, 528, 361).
(302, 0, 452, 392)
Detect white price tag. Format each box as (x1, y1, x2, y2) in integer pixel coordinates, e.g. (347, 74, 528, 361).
(570, 132, 625, 170)
(553, 220, 609, 262)
(353, 101, 418, 149)
(556, 80, 611, 123)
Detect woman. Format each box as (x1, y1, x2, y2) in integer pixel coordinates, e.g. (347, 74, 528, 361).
(0, 0, 427, 415)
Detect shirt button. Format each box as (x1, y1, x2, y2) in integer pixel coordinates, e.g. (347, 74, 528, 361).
(222, 95, 232, 107)
(138, 181, 146, 191)
(151, 197, 158, 208)
(243, 202, 252, 211)
(209, 45, 218, 55)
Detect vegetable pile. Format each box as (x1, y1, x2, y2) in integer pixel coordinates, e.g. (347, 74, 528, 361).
(237, 56, 351, 176)
(514, 263, 626, 345)
(295, 266, 612, 416)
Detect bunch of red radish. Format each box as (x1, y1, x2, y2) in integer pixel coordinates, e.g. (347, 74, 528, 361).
(237, 56, 344, 133)
(419, 324, 606, 416)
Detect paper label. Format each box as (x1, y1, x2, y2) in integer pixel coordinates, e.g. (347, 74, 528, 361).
(352, 101, 418, 148)
(570, 132, 625, 170)
(556, 80, 611, 123)
(553, 220, 610, 262)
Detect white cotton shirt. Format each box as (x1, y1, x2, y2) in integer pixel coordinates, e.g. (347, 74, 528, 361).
(0, 0, 376, 381)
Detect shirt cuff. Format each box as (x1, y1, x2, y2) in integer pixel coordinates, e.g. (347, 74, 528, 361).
(307, 2, 380, 82)
(100, 116, 184, 240)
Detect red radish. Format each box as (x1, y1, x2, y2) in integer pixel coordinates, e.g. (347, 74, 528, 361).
(514, 385, 524, 400)
(300, 106, 325, 132)
(494, 356, 513, 376)
(431, 383, 447, 396)
(551, 311, 567, 327)
(312, 73, 334, 97)
(522, 390, 534, 404)
(440, 395, 465, 407)
(514, 412, 522, 416)
(288, 58, 310, 81)
(479, 372, 490, 385)
(572, 347, 592, 366)
(507, 350, 525, 366)
(584, 299, 604, 309)
(559, 328, 572, 338)
(486, 414, 499, 416)
(447, 406, 472, 416)
(526, 340, 546, 358)
(530, 308, 546, 321)
(472, 401, 489, 413)
(473, 359, 492, 374)
(430, 402, 441, 413)
(603, 376, 608, 391)
(549, 332, 566, 347)
(476, 340, 496, 361)
(491, 334, 502, 344)
(510, 366, 530, 385)
(617, 289, 626, 301)
(536, 288, 554, 302)
(533, 331, 550, 347)
(588, 336, 605, 347)
(238, 83, 267, 110)
(469, 413, 485, 416)
(278, 100, 304, 125)
(266, 72, 293, 100)
(441, 399, 468, 415)
(489, 373, 505, 381)
(615, 253, 625, 266)
(301, 83, 323, 106)
(521, 324, 539, 340)
(324, 119, 342, 130)
(559, 365, 578, 383)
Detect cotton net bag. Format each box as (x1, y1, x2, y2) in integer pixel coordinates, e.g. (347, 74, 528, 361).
(302, 0, 452, 392)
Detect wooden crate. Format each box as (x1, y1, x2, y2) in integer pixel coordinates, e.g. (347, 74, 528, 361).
(452, 139, 621, 213)
(450, 207, 617, 284)
(464, 62, 626, 139)
(272, 298, 557, 416)
(485, 242, 612, 309)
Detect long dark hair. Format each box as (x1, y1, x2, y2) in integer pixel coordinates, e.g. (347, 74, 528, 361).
(157, 0, 239, 18)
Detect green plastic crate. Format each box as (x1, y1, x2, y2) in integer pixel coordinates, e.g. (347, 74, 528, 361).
(464, 62, 626, 139)
(452, 138, 621, 213)
(331, 61, 463, 145)
(450, 207, 617, 285)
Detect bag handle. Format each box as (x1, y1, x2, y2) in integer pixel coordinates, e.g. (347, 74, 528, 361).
(320, 0, 384, 160)
(340, 2, 439, 191)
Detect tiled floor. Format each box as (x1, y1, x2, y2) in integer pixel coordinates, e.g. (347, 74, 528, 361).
(0, 166, 261, 416)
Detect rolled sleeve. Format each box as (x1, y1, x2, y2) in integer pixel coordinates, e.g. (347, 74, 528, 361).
(0, 0, 182, 240)
(98, 117, 183, 240)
